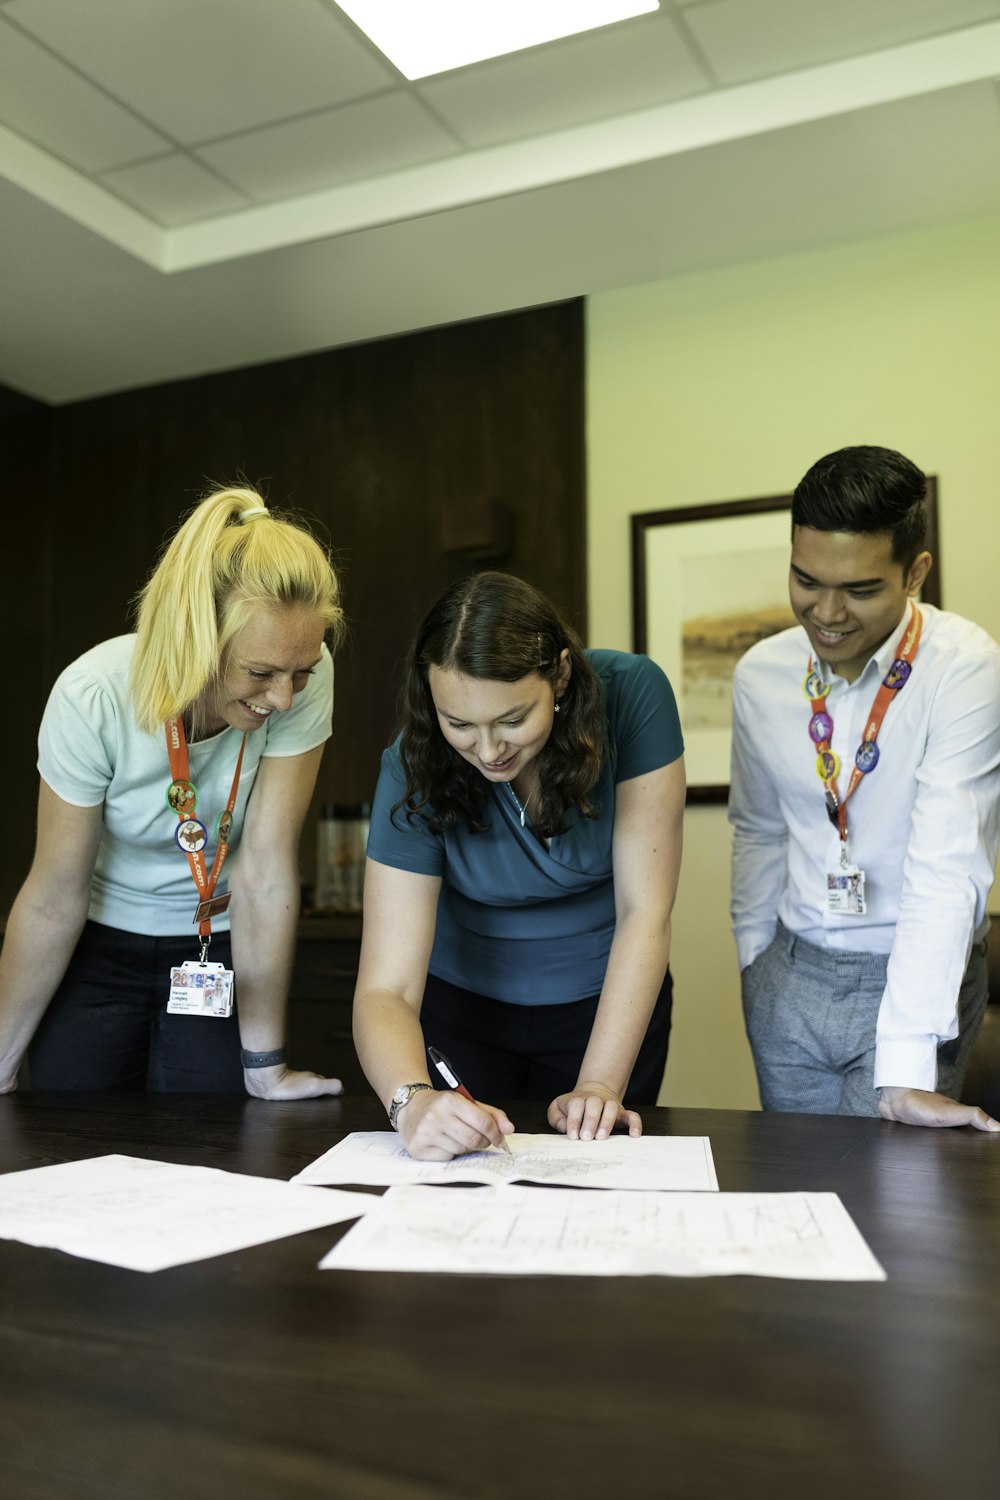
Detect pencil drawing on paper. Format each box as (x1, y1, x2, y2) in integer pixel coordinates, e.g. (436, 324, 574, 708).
(292, 1131, 719, 1193)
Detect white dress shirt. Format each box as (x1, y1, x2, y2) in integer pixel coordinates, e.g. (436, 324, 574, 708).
(729, 604, 1000, 1090)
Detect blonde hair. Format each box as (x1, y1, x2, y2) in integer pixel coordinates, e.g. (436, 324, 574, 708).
(130, 485, 344, 734)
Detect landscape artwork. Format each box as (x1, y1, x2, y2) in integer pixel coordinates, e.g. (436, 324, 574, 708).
(635, 501, 795, 796)
(680, 548, 794, 732)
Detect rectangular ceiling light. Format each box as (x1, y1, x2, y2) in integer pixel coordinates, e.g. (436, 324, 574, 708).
(336, 1, 660, 80)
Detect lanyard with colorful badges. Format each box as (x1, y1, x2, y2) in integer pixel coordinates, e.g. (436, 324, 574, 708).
(163, 717, 247, 1017)
(804, 603, 922, 915)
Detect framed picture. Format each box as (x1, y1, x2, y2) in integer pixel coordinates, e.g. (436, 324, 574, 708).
(631, 481, 940, 803)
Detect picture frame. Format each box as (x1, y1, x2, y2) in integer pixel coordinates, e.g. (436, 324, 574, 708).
(631, 480, 940, 804)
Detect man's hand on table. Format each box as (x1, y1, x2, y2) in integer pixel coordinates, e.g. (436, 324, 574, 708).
(878, 1085, 1000, 1131)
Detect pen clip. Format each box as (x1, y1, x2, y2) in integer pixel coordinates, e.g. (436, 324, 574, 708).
(427, 1045, 460, 1091)
(427, 1045, 513, 1156)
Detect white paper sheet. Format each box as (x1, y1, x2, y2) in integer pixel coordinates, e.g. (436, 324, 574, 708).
(319, 1185, 886, 1280)
(0, 1153, 371, 1272)
(293, 1131, 719, 1192)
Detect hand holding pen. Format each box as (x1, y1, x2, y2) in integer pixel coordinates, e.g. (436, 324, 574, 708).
(428, 1046, 514, 1156)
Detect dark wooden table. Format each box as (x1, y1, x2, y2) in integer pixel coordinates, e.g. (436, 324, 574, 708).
(1, 1094, 998, 1500)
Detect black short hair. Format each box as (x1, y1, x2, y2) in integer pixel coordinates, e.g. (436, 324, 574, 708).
(791, 446, 928, 570)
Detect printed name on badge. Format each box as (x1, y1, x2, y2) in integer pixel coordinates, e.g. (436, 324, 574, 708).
(826, 866, 867, 916)
(166, 961, 234, 1018)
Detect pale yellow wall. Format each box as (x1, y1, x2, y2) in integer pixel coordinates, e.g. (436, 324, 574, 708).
(586, 211, 1000, 1111)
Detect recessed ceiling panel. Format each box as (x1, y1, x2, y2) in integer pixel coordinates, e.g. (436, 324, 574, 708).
(5, 0, 396, 143)
(2, 0, 1000, 402)
(0, 18, 169, 170)
(99, 153, 252, 226)
(196, 93, 461, 202)
(419, 14, 708, 146)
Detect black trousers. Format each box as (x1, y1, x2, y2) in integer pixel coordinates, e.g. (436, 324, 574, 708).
(28, 921, 245, 1092)
(420, 968, 673, 1107)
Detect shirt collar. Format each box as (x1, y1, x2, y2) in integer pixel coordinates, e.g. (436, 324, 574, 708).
(817, 602, 917, 688)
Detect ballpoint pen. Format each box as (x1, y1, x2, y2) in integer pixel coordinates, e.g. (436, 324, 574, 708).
(427, 1045, 513, 1155)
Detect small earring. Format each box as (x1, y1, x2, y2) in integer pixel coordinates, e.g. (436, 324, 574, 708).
(554, 700, 561, 713)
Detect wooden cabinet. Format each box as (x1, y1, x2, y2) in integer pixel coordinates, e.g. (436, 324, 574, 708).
(287, 915, 376, 1098)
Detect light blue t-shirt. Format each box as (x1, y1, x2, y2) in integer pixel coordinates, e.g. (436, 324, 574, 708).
(366, 650, 682, 1004)
(37, 634, 334, 936)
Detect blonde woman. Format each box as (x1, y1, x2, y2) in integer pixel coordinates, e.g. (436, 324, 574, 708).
(0, 486, 345, 1098)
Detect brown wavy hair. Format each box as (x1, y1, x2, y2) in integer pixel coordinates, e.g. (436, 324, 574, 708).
(395, 572, 606, 837)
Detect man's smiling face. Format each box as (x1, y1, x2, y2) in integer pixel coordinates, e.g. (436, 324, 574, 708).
(789, 526, 930, 683)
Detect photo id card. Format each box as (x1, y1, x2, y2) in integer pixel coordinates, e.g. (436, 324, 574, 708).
(166, 961, 234, 1018)
(826, 865, 867, 916)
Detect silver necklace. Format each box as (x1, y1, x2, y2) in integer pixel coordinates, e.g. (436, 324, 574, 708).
(506, 781, 532, 827)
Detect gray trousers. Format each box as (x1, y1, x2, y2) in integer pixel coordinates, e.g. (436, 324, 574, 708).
(741, 922, 991, 1116)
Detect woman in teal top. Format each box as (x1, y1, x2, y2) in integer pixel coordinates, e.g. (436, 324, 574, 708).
(355, 572, 685, 1161)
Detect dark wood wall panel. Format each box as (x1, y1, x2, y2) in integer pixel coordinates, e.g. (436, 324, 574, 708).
(1, 301, 585, 912)
(5, 405, 55, 905)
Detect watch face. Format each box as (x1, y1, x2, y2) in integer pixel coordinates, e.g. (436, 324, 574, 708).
(390, 1082, 431, 1129)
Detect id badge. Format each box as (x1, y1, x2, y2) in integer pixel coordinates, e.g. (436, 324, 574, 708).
(166, 961, 234, 1018)
(826, 864, 867, 915)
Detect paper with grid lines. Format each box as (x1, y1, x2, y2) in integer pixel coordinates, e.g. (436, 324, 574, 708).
(320, 1184, 885, 1280)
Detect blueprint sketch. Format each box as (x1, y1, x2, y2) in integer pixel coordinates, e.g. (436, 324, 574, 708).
(0, 1153, 371, 1272)
(293, 1131, 719, 1192)
(319, 1185, 885, 1280)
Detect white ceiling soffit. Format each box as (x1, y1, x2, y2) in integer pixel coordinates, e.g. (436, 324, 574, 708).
(1, 22, 997, 275)
(3, 1, 1000, 404)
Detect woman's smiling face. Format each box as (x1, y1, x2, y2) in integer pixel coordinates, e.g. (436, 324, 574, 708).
(201, 603, 326, 733)
(427, 663, 566, 785)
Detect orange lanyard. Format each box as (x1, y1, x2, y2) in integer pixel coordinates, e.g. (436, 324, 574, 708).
(165, 719, 247, 941)
(804, 605, 922, 844)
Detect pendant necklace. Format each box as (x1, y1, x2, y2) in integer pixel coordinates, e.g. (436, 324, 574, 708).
(507, 781, 533, 827)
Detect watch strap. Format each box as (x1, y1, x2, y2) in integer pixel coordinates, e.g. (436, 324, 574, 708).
(241, 1047, 287, 1069)
(389, 1082, 432, 1130)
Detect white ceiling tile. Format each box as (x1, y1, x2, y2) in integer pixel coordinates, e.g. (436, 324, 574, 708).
(681, 0, 1000, 84)
(0, 18, 169, 169)
(4, 0, 396, 144)
(98, 153, 252, 226)
(195, 93, 460, 202)
(418, 14, 708, 146)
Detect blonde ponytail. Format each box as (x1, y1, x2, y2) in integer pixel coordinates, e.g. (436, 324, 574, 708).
(130, 486, 343, 734)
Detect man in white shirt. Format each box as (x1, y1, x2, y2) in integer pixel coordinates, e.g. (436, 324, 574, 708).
(729, 446, 1000, 1130)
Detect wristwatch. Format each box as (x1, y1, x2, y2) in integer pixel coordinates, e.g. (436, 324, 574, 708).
(389, 1082, 433, 1130)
